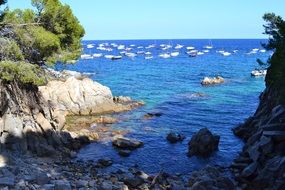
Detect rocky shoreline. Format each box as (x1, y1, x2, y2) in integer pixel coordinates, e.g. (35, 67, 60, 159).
(1, 68, 283, 190)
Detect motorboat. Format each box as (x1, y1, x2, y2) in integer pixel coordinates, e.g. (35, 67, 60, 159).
(251, 69, 267, 77)
(111, 56, 122, 60)
(159, 53, 171, 58)
(145, 56, 153, 60)
(81, 54, 93, 59)
(186, 46, 195, 50)
(93, 53, 103, 58)
(87, 44, 94, 49)
(104, 55, 114, 59)
(170, 52, 180, 57)
(125, 52, 137, 58)
(175, 44, 183, 49)
(197, 52, 204, 55)
(222, 52, 231, 56)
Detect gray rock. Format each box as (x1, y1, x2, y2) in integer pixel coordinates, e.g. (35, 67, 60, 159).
(123, 176, 145, 188)
(166, 132, 185, 143)
(41, 184, 55, 190)
(54, 180, 71, 190)
(97, 158, 113, 168)
(100, 181, 113, 190)
(118, 149, 132, 157)
(112, 137, 143, 150)
(36, 172, 50, 185)
(0, 177, 15, 187)
(241, 162, 258, 178)
(188, 128, 220, 157)
(76, 180, 89, 188)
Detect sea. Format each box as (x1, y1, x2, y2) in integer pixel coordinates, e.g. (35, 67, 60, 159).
(55, 39, 270, 175)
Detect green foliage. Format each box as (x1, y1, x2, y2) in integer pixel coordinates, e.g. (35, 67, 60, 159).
(33, 0, 85, 59)
(0, 37, 24, 61)
(1, 0, 84, 65)
(262, 13, 285, 103)
(0, 61, 46, 85)
(14, 26, 61, 63)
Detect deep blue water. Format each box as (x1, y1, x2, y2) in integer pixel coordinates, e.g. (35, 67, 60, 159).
(56, 39, 269, 175)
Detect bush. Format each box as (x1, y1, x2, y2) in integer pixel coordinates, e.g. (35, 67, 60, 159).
(0, 61, 47, 85)
(0, 37, 24, 61)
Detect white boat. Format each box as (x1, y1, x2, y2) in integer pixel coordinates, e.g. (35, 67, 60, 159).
(111, 56, 122, 60)
(93, 53, 103, 58)
(137, 46, 144, 49)
(197, 52, 204, 55)
(217, 50, 225, 54)
(203, 50, 210, 53)
(117, 45, 125, 50)
(252, 48, 259, 51)
(175, 44, 183, 49)
(260, 49, 266, 53)
(87, 44, 94, 49)
(170, 52, 180, 57)
(145, 52, 152, 55)
(125, 52, 137, 58)
(146, 44, 156, 49)
(187, 50, 198, 57)
(125, 47, 133, 51)
(137, 51, 145, 55)
(186, 46, 195, 50)
(251, 69, 267, 77)
(203, 40, 213, 49)
(130, 44, 136, 47)
(81, 54, 93, 59)
(233, 50, 238, 53)
(159, 53, 171, 59)
(104, 55, 114, 59)
(145, 56, 153, 60)
(222, 52, 231, 56)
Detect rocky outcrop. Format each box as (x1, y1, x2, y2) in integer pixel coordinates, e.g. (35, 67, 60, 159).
(0, 80, 87, 156)
(39, 77, 144, 115)
(188, 166, 235, 190)
(232, 86, 285, 189)
(112, 137, 143, 150)
(166, 132, 185, 143)
(188, 128, 220, 157)
(201, 76, 225, 86)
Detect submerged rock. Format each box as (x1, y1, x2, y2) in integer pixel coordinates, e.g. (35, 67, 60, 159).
(201, 76, 225, 86)
(188, 128, 220, 157)
(112, 137, 143, 150)
(144, 112, 162, 119)
(166, 132, 185, 143)
(97, 158, 113, 168)
(118, 149, 132, 157)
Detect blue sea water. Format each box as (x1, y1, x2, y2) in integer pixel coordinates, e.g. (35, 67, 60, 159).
(56, 39, 269, 175)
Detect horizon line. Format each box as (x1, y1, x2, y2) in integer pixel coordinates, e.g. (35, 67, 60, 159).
(82, 38, 268, 41)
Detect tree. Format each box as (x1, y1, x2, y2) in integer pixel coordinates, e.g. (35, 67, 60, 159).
(0, 0, 85, 85)
(262, 13, 285, 102)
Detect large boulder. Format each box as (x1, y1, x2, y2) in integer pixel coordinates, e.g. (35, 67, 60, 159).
(188, 128, 220, 157)
(201, 76, 225, 86)
(112, 137, 143, 150)
(39, 77, 144, 115)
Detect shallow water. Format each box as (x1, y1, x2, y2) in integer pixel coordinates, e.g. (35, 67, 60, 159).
(56, 39, 269, 175)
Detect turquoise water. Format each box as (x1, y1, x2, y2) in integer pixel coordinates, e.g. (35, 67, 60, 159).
(56, 39, 269, 175)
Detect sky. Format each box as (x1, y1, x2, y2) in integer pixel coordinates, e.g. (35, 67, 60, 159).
(6, 0, 285, 40)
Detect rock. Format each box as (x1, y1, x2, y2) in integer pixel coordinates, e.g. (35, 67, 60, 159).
(112, 137, 143, 150)
(42, 184, 55, 190)
(166, 132, 185, 143)
(54, 180, 71, 190)
(76, 180, 89, 188)
(97, 158, 113, 168)
(241, 162, 258, 178)
(201, 76, 225, 86)
(100, 181, 113, 190)
(0, 177, 15, 187)
(189, 166, 235, 190)
(144, 112, 162, 119)
(118, 149, 132, 157)
(123, 176, 145, 188)
(188, 128, 220, 157)
(39, 77, 143, 116)
(36, 172, 50, 185)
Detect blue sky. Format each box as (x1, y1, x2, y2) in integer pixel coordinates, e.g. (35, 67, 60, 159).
(7, 0, 285, 40)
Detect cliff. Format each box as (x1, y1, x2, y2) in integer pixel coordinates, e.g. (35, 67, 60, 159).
(0, 72, 143, 157)
(232, 85, 285, 189)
